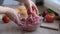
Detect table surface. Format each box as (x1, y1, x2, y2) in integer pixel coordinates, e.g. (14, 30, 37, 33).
(40, 21, 59, 30)
(0, 14, 59, 34)
(0, 22, 59, 34)
(0, 5, 59, 34)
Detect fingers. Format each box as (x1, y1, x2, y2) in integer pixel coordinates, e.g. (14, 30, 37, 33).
(31, 1, 38, 15)
(6, 9, 22, 25)
(32, 4, 39, 17)
(32, 4, 38, 15)
(20, 1, 39, 24)
(25, 4, 32, 15)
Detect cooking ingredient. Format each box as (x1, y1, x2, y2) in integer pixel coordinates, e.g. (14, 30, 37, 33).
(42, 11, 48, 17)
(2, 5, 40, 31)
(17, 6, 28, 19)
(45, 13, 55, 22)
(2, 15, 10, 23)
(16, 5, 40, 31)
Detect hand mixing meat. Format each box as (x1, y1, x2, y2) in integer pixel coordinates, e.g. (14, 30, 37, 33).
(1, 0, 40, 31)
(20, 0, 39, 24)
(19, 5, 40, 31)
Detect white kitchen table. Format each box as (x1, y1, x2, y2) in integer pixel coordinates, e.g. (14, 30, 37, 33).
(0, 14, 59, 34)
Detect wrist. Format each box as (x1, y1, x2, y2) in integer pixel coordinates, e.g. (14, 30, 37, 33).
(6, 8, 16, 15)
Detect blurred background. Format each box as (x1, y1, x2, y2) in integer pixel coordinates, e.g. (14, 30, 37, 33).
(0, 0, 19, 5)
(0, 0, 37, 5)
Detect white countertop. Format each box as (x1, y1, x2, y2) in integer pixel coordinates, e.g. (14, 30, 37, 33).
(0, 15, 59, 34)
(0, 23, 59, 34)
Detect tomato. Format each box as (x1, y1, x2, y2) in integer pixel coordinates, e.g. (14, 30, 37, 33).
(45, 13, 55, 23)
(2, 16, 10, 23)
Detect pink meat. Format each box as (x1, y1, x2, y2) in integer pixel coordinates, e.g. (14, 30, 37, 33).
(20, 7, 40, 31)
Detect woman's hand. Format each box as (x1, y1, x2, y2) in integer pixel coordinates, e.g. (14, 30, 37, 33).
(18, 0, 39, 23)
(24, 0, 39, 23)
(0, 6, 23, 26)
(24, 0, 38, 15)
(15, 0, 38, 14)
(5, 8, 23, 26)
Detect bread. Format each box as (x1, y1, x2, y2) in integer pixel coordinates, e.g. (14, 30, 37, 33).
(16, 6, 28, 19)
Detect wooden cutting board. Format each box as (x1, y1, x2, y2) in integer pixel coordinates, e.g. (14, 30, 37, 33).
(40, 20, 59, 31)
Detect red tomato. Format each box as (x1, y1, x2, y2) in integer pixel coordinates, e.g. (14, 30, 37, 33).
(45, 13, 55, 23)
(2, 16, 10, 23)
